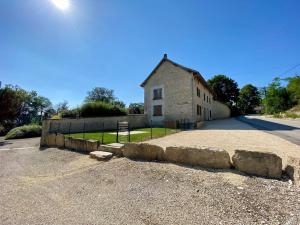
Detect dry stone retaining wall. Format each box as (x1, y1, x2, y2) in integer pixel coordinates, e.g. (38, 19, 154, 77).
(41, 134, 300, 182)
(232, 150, 282, 179)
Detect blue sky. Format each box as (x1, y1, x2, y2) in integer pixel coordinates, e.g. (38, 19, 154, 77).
(1, 0, 300, 107)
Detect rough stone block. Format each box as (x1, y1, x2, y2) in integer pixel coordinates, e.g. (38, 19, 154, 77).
(56, 134, 65, 148)
(85, 140, 99, 152)
(71, 138, 86, 152)
(98, 143, 124, 156)
(64, 137, 72, 149)
(285, 157, 300, 186)
(123, 143, 164, 161)
(232, 150, 282, 179)
(164, 146, 231, 169)
(90, 151, 113, 160)
(46, 134, 56, 147)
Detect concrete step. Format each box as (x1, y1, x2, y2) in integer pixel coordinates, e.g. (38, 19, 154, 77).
(90, 151, 113, 160)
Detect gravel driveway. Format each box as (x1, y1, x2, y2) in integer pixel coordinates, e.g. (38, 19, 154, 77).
(145, 118, 300, 167)
(1, 146, 300, 225)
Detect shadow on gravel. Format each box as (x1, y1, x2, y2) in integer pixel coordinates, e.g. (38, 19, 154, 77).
(130, 159, 287, 181)
(0, 140, 12, 147)
(39, 146, 89, 155)
(237, 116, 299, 131)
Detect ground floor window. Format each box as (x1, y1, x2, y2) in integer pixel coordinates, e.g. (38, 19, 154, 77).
(210, 110, 212, 118)
(197, 105, 202, 116)
(153, 105, 162, 116)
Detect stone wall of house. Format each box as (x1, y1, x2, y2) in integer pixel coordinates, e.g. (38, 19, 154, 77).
(143, 60, 193, 125)
(211, 100, 231, 119)
(43, 114, 149, 134)
(191, 75, 213, 122)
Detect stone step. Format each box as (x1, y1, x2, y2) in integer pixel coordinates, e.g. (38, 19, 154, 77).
(98, 143, 124, 156)
(90, 151, 113, 161)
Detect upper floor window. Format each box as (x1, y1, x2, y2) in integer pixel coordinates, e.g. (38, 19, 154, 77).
(207, 96, 209, 102)
(197, 87, 200, 97)
(204, 93, 206, 101)
(153, 88, 162, 100)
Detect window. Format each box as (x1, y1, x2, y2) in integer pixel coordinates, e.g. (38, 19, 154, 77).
(197, 105, 202, 116)
(204, 93, 206, 101)
(197, 87, 200, 97)
(210, 110, 212, 118)
(153, 88, 162, 100)
(153, 105, 162, 116)
(207, 96, 209, 102)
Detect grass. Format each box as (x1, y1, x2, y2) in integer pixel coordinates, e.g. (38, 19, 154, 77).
(66, 127, 177, 144)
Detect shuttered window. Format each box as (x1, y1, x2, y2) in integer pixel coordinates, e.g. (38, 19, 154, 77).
(153, 105, 162, 116)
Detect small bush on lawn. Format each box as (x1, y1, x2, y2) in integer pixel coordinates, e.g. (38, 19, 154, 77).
(81, 101, 127, 117)
(5, 125, 42, 140)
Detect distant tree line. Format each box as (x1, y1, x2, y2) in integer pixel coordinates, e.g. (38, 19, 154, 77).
(207, 74, 300, 116)
(0, 85, 54, 134)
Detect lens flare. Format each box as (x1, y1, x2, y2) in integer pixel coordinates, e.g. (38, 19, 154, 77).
(51, 0, 70, 10)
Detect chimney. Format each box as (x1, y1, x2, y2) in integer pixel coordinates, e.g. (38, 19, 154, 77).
(163, 53, 167, 59)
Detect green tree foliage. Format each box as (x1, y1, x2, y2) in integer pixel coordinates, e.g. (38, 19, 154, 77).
(0, 85, 27, 129)
(262, 78, 293, 114)
(80, 101, 127, 117)
(207, 75, 239, 105)
(56, 100, 69, 114)
(0, 85, 53, 131)
(286, 75, 300, 104)
(113, 100, 126, 109)
(237, 84, 261, 114)
(128, 103, 144, 114)
(85, 87, 115, 103)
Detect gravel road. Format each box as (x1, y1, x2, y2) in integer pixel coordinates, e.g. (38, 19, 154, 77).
(145, 118, 300, 167)
(1, 146, 300, 225)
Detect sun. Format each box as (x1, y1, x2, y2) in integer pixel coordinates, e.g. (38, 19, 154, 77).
(51, 0, 70, 11)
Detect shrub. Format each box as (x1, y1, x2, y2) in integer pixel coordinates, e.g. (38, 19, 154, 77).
(80, 101, 127, 117)
(5, 125, 42, 140)
(61, 108, 80, 118)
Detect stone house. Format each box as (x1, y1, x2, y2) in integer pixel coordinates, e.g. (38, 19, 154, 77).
(141, 54, 230, 126)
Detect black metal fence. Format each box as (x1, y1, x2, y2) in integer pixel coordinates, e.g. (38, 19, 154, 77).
(48, 119, 195, 145)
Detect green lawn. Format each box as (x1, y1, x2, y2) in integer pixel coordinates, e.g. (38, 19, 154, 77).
(66, 127, 177, 144)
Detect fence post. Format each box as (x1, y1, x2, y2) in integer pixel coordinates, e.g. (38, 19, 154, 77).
(68, 122, 71, 137)
(102, 122, 104, 144)
(116, 122, 119, 143)
(83, 122, 86, 139)
(128, 124, 130, 142)
(150, 120, 153, 139)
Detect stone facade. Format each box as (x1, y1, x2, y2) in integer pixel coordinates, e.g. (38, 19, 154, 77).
(141, 54, 230, 125)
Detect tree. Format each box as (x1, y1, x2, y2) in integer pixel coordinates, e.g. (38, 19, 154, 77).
(207, 75, 239, 106)
(0, 85, 27, 129)
(56, 100, 69, 113)
(113, 100, 126, 108)
(262, 78, 293, 114)
(237, 84, 261, 114)
(85, 87, 115, 103)
(286, 75, 300, 104)
(128, 103, 144, 114)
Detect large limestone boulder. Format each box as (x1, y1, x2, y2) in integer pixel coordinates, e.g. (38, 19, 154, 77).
(285, 157, 300, 186)
(64, 137, 72, 150)
(56, 134, 65, 148)
(90, 151, 113, 160)
(71, 138, 86, 152)
(46, 133, 56, 147)
(232, 150, 282, 179)
(123, 143, 164, 161)
(98, 143, 124, 156)
(85, 140, 99, 152)
(164, 146, 231, 169)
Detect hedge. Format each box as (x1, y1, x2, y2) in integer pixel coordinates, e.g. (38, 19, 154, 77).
(80, 101, 127, 117)
(5, 125, 42, 140)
